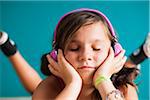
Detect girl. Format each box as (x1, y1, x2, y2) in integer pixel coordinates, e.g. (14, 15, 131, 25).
(32, 8, 138, 100)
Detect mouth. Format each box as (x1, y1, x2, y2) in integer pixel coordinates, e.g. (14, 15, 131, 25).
(78, 66, 96, 69)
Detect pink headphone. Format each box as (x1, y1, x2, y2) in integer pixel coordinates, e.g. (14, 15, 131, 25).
(50, 8, 122, 61)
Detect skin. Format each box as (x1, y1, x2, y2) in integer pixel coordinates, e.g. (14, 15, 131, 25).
(32, 21, 138, 100)
(1, 20, 145, 99)
(8, 51, 42, 93)
(64, 21, 111, 85)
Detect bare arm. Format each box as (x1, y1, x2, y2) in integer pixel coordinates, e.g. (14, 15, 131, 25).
(125, 32, 150, 68)
(0, 31, 42, 93)
(33, 49, 82, 100)
(93, 48, 127, 99)
(55, 81, 82, 100)
(47, 49, 82, 100)
(8, 51, 42, 93)
(96, 78, 119, 99)
(96, 79, 138, 100)
(32, 75, 82, 100)
(125, 58, 137, 68)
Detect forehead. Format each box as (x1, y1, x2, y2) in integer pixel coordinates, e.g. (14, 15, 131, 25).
(70, 22, 110, 43)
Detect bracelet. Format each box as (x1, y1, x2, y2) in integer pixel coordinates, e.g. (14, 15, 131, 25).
(106, 89, 124, 100)
(94, 75, 108, 88)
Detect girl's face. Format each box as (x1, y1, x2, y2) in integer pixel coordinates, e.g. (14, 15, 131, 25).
(64, 22, 111, 85)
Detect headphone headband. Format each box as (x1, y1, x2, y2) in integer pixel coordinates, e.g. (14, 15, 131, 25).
(54, 8, 116, 42)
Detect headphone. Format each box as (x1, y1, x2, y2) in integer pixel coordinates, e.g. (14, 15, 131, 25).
(50, 8, 122, 61)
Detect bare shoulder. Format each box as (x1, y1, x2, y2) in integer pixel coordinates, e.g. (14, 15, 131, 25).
(125, 84, 138, 100)
(123, 84, 138, 100)
(32, 75, 64, 100)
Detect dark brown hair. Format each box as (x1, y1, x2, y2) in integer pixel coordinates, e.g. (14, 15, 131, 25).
(40, 10, 139, 99)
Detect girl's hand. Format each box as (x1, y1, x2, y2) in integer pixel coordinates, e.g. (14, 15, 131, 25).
(47, 49, 82, 85)
(93, 47, 127, 80)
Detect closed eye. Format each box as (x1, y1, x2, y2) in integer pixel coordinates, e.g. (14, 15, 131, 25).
(69, 48, 79, 51)
(93, 48, 101, 51)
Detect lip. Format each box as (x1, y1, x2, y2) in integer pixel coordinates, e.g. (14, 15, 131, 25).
(78, 66, 96, 69)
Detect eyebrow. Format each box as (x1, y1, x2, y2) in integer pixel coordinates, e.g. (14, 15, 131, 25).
(70, 39, 103, 44)
(70, 40, 80, 43)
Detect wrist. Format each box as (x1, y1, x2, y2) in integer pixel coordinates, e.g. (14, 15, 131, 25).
(94, 71, 111, 81)
(66, 78, 82, 87)
(94, 77, 123, 100)
(0, 31, 17, 57)
(65, 80, 82, 98)
(66, 80, 82, 88)
(94, 74, 110, 89)
(65, 74, 82, 85)
(56, 79, 82, 100)
(63, 74, 82, 87)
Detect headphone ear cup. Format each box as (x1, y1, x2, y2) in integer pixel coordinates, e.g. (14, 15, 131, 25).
(50, 49, 58, 61)
(113, 42, 122, 57)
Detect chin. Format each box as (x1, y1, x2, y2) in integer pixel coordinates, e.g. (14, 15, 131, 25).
(82, 77, 93, 85)
(79, 72, 94, 85)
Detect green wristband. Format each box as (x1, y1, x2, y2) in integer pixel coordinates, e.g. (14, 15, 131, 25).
(94, 75, 108, 88)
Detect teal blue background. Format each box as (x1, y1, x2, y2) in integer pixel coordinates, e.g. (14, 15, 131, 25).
(0, 1, 149, 100)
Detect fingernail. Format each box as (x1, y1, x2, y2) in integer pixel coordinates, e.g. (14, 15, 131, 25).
(46, 54, 50, 59)
(48, 65, 51, 69)
(58, 49, 60, 52)
(123, 49, 126, 52)
(58, 49, 62, 53)
(124, 50, 126, 55)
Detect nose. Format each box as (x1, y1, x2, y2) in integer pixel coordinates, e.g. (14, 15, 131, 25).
(78, 48, 92, 61)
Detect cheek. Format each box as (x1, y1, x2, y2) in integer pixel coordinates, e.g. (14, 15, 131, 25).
(94, 54, 100, 61)
(64, 52, 77, 68)
(94, 53, 103, 64)
(65, 53, 72, 63)
(94, 42, 111, 65)
(94, 50, 109, 65)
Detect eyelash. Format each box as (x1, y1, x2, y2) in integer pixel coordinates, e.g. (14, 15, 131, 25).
(93, 48, 101, 51)
(69, 48, 101, 51)
(69, 48, 79, 51)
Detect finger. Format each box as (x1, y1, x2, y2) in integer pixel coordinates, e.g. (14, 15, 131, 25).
(57, 49, 64, 65)
(116, 56, 127, 68)
(48, 64, 60, 77)
(114, 49, 126, 63)
(57, 49, 71, 68)
(122, 56, 127, 66)
(114, 56, 127, 73)
(110, 47, 115, 57)
(99, 47, 114, 68)
(46, 54, 58, 70)
(115, 49, 125, 58)
(107, 47, 114, 61)
(47, 61, 59, 72)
